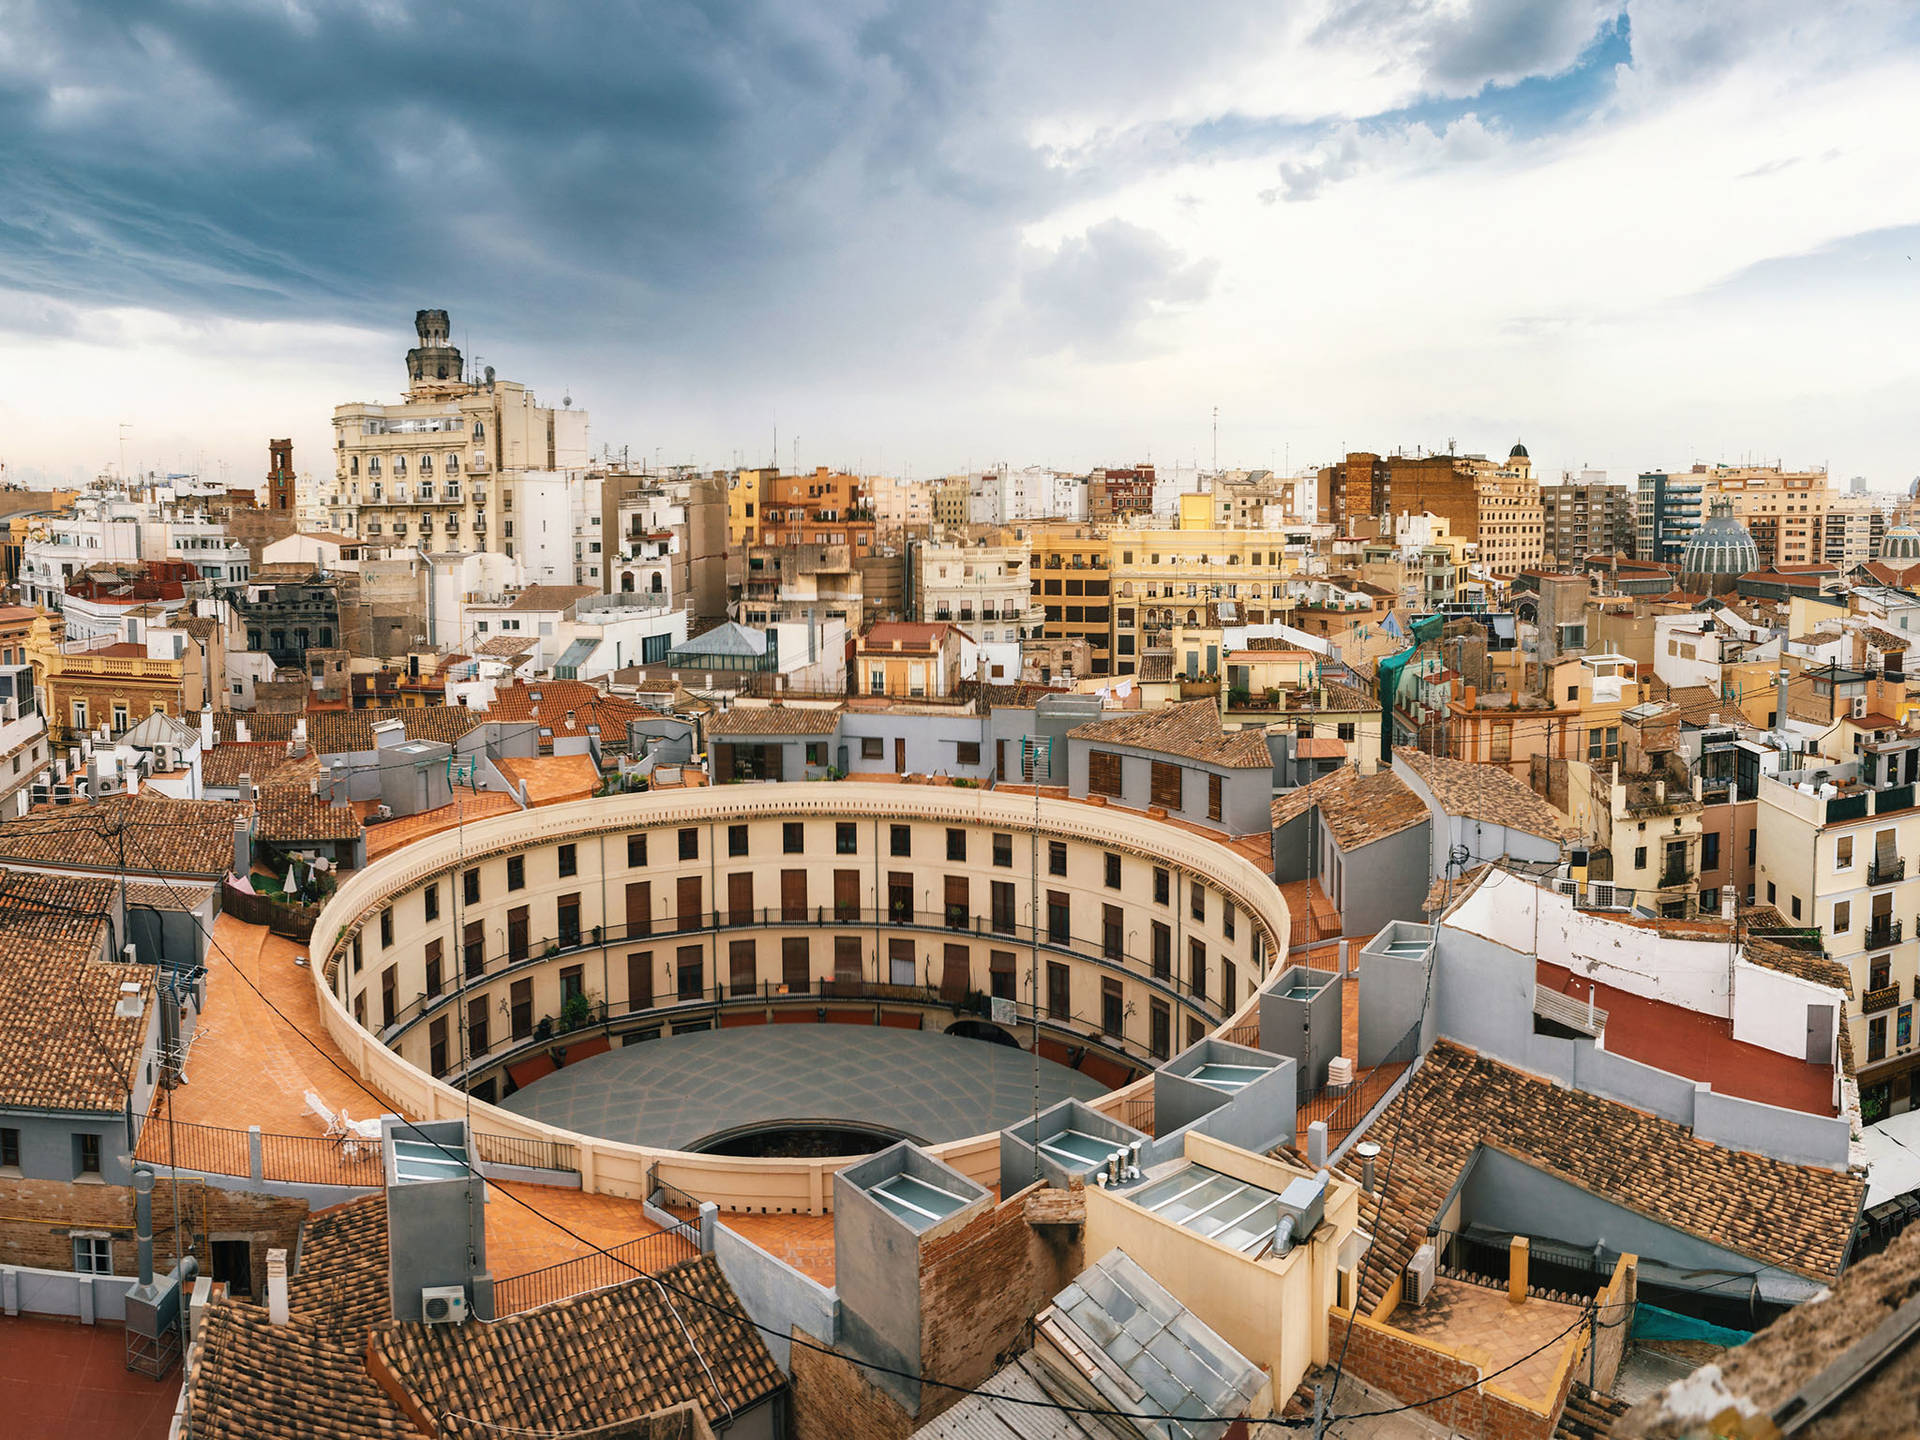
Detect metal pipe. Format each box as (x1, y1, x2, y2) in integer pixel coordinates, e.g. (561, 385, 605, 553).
(1271, 1213, 1297, 1258)
(133, 1166, 155, 1286)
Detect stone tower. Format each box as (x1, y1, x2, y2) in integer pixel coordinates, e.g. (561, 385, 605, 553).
(405, 309, 465, 396)
(267, 437, 294, 513)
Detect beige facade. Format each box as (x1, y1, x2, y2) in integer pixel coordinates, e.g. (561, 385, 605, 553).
(323, 312, 588, 556)
(1699, 464, 1832, 569)
(867, 474, 936, 533)
(1472, 450, 1544, 577)
(1109, 521, 1303, 676)
(913, 538, 1043, 643)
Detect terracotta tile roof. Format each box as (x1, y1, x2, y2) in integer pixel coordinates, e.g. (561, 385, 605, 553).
(202, 743, 317, 790)
(0, 793, 246, 879)
(289, 1196, 393, 1333)
(1318, 679, 1377, 712)
(707, 705, 843, 736)
(476, 634, 535, 659)
(1393, 747, 1574, 843)
(123, 881, 214, 911)
(1557, 1380, 1630, 1440)
(1645, 682, 1726, 727)
(1424, 863, 1494, 914)
(1744, 937, 1853, 999)
(1074, 700, 1274, 768)
(1615, 1222, 1920, 1440)
(1340, 1041, 1864, 1316)
(859, 620, 963, 650)
(1292, 735, 1348, 758)
(507, 584, 595, 613)
(188, 1302, 414, 1439)
(214, 708, 489, 755)
(378, 1257, 784, 1434)
(1270, 765, 1429, 850)
(484, 680, 646, 750)
(0, 869, 146, 1113)
(255, 787, 365, 844)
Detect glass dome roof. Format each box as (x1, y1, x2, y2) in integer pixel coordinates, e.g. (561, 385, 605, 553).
(1680, 498, 1758, 579)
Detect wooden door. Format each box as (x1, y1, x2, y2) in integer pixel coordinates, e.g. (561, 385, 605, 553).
(676, 875, 703, 932)
(507, 906, 529, 962)
(781, 869, 808, 922)
(626, 950, 653, 1013)
(834, 869, 859, 920)
(941, 944, 970, 1002)
(834, 935, 862, 985)
(625, 881, 651, 939)
(894, 737, 906, 774)
(728, 872, 754, 926)
(889, 937, 917, 987)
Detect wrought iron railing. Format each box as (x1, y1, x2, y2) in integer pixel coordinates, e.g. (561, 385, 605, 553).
(492, 1226, 700, 1316)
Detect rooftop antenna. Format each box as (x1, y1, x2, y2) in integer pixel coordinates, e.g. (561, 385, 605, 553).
(1212, 406, 1218, 473)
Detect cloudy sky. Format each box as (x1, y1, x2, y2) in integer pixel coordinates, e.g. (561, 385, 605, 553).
(1, 0, 1917, 490)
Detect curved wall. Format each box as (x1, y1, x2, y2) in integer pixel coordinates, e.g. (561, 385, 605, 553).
(308, 783, 1291, 1210)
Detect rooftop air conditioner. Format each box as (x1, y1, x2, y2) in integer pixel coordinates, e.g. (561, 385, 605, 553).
(1406, 1242, 1437, 1306)
(1853, 696, 1868, 719)
(421, 1286, 467, 1325)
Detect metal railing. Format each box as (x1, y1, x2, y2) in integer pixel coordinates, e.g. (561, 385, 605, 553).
(380, 905, 1241, 1044)
(1871, 856, 1907, 887)
(1300, 1017, 1422, 1143)
(135, 1116, 578, 1186)
(492, 1226, 701, 1316)
(1867, 919, 1903, 950)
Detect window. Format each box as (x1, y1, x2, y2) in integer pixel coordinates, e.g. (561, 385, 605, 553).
(836, 822, 857, 854)
(989, 950, 1016, 1001)
(1103, 904, 1123, 960)
(429, 1017, 449, 1078)
(1152, 922, 1171, 979)
(947, 828, 967, 862)
(1190, 881, 1206, 922)
(507, 855, 525, 891)
(678, 945, 704, 1000)
(557, 843, 577, 878)
(1101, 978, 1124, 1037)
(782, 936, 810, 991)
(73, 1236, 112, 1275)
(0, 1126, 18, 1169)
(678, 828, 699, 861)
(423, 883, 439, 922)
(380, 908, 393, 947)
(726, 824, 749, 858)
(1150, 999, 1171, 1059)
(862, 736, 884, 759)
(1702, 832, 1720, 870)
(1049, 841, 1067, 877)
(76, 1132, 102, 1177)
(891, 825, 911, 857)
(424, 939, 443, 999)
(1088, 749, 1124, 797)
(1150, 761, 1182, 809)
(1222, 956, 1238, 1006)
(463, 921, 484, 978)
(992, 882, 1016, 934)
(1633, 846, 1647, 870)
(557, 894, 581, 949)
(1870, 1014, 1888, 1063)
(956, 741, 981, 765)
(1047, 962, 1070, 1020)
(1791, 895, 1802, 920)
(1871, 954, 1891, 990)
(1337, 722, 1356, 743)
(1047, 891, 1071, 945)
(628, 833, 648, 867)
(1152, 867, 1170, 906)
(1767, 881, 1777, 904)
(1208, 773, 1223, 822)
(1837, 835, 1855, 870)
(1834, 901, 1852, 934)
(1222, 901, 1235, 941)
(1188, 939, 1207, 1001)
(805, 741, 826, 767)
(945, 875, 970, 929)
(468, 996, 490, 1057)
(992, 832, 1013, 867)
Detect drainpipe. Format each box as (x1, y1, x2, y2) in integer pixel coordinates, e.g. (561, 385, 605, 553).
(418, 547, 437, 648)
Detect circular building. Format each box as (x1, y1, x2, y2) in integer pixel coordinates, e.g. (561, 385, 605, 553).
(1679, 498, 1759, 594)
(307, 783, 1293, 1211)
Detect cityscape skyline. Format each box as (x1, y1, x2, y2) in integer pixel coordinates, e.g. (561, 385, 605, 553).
(1, 2, 1917, 487)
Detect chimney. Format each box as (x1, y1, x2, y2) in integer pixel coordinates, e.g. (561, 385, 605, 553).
(232, 816, 251, 877)
(236, 717, 251, 743)
(199, 705, 214, 751)
(289, 719, 307, 759)
(266, 1248, 289, 1325)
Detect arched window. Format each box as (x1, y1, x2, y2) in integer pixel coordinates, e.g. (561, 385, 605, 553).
(367, 457, 381, 476)
(420, 455, 433, 475)
(621, 572, 635, 593)
(393, 455, 407, 476)
(350, 456, 359, 476)
(446, 454, 459, 474)
(650, 572, 664, 593)
(1186, 608, 1198, 625)
(473, 421, 486, 440)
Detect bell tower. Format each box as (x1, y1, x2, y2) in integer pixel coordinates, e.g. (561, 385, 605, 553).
(266, 438, 294, 512)
(405, 309, 466, 397)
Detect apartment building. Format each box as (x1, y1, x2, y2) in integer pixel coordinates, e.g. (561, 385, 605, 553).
(1086, 464, 1155, 522)
(910, 535, 1042, 683)
(1473, 443, 1544, 576)
(1636, 471, 1705, 563)
(1639, 463, 1831, 569)
(1107, 518, 1301, 678)
(751, 467, 875, 556)
(1028, 522, 1114, 675)
(865, 472, 937, 531)
(1541, 473, 1635, 564)
(1756, 737, 1920, 1123)
(1824, 495, 1888, 570)
(323, 310, 589, 553)
(17, 493, 249, 608)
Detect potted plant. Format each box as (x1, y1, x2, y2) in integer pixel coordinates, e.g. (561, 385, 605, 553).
(559, 989, 595, 1033)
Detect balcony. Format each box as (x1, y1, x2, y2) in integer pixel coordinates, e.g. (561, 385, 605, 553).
(1870, 856, 1907, 887)
(1867, 919, 1903, 950)
(1863, 983, 1903, 1014)
(1659, 864, 1692, 889)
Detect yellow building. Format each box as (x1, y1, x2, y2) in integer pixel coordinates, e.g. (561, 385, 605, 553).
(726, 467, 770, 545)
(1109, 516, 1304, 678)
(1028, 522, 1115, 675)
(28, 613, 188, 741)
(1699, 464, 1831, 569)
(1473, 444, 1544, 577)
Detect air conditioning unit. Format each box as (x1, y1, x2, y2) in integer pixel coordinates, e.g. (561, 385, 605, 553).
(1590, 882, 1619, 909)
(1853, 696, 1868, 719)
(1406, 1242, 1437, 1306)
(421, 1286, 467, 1324)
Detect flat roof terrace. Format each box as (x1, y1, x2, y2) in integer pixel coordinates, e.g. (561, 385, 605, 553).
(1536, 960, 1836, 1117)
(499, 1024, 1109, 1152)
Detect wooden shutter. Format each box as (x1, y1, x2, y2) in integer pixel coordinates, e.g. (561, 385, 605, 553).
(627, 951, 653, 1012)
(676, 875, 703, 932)
(625, 881, 651, 938)
(727, 872, 754, 926)
(941, 944, 971, 1002)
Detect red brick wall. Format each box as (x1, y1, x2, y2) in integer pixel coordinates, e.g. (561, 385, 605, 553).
(789, 1326, 916, 1440)
(0, 1175, 307, 1299)
(915, 1186, 1083, 1427)
(1330, 1312, 1558, 1440)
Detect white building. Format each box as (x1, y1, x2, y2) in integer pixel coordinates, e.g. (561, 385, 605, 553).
(510, 469, 605, 587)
(912, 536, 1041, 682)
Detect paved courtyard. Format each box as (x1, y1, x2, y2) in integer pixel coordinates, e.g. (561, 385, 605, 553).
(499, 1023, 1108, 1150)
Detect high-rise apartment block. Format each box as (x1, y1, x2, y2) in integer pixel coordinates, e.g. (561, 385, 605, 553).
(1541, 471, 1635, 565)
(1638, 463, 1830, 569)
